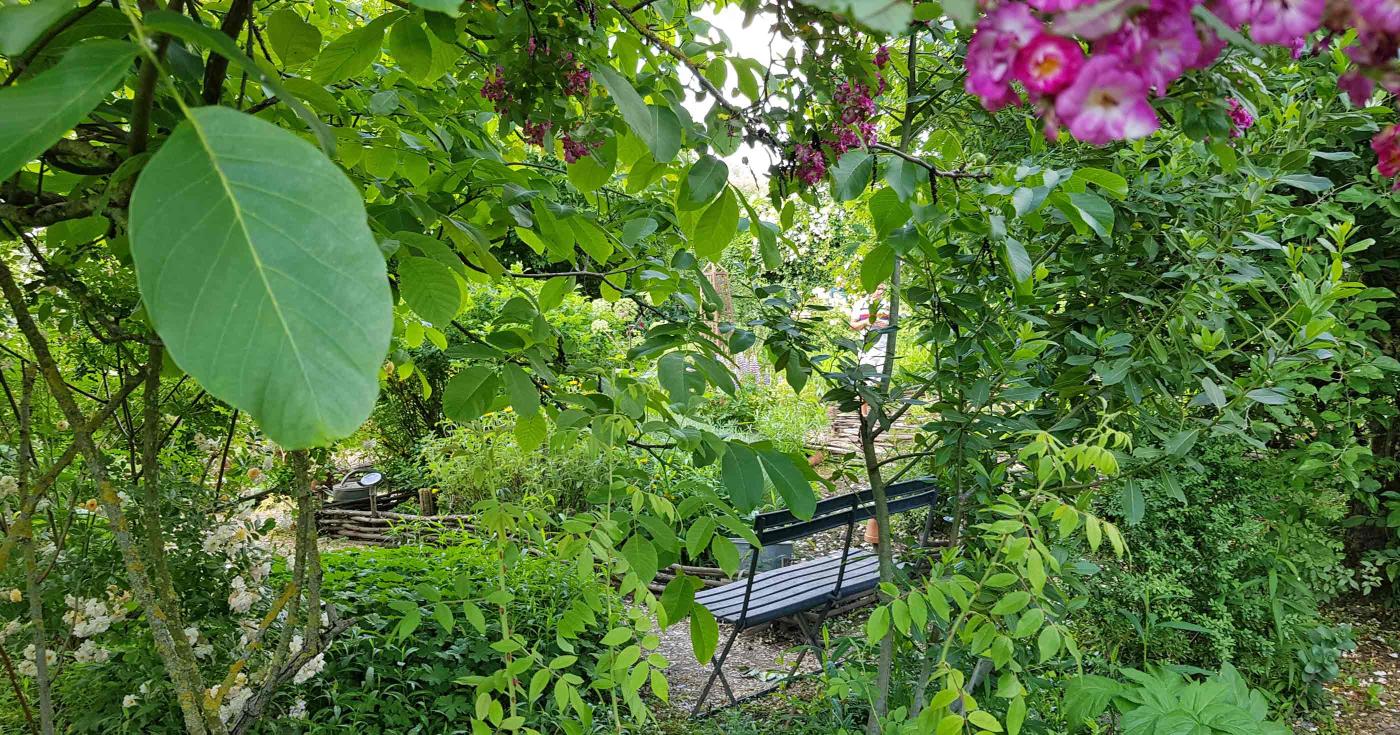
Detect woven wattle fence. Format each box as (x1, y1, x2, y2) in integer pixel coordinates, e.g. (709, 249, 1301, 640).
(315, 507, 474, 546)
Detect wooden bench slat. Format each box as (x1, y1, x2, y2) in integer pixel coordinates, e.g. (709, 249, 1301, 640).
(694, 553, 878, 614)
(694, 551, 862, 607)
(695, 550, 884, 627)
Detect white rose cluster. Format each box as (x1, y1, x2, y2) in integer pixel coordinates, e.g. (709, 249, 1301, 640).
(73, 638, 111, 663)
(209, 672, 253, 724)
(292, 652, 325, 684)
(227, 575, 259, 614)
(63, 588, 130, 639)
(17, 643, 57, 677)
(202, 521, 250, 555)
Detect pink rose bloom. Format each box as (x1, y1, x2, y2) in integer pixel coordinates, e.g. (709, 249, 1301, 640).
(1372, 124, 1400, 187)
(1054, 55, 1160, 144)
(966, 2, 1043, 110)
(1013, 34, 1085, 95)
(1096, 7, 1202, 93)
(1027, 0, 1100, 11)
(1355, 0, 1400, 33)
(1190, 23, 1227, 68)
(1338, 71, 1375, 106)
(1234, 0, 1325, 46)
(1226, 98, 1254, 137)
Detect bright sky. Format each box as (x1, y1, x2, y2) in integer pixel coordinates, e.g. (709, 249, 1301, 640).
(678, 6, 795, 190)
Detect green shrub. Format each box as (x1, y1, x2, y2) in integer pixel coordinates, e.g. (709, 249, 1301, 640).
(8, 481, 285, 735)
(1080, 440, 1349, 702)
(419, 416, 623, 513)
(290, 540, 621, 733)
(697, 379, 829, 454)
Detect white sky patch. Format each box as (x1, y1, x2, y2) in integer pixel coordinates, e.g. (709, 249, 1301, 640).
(677, 6, 796, 191)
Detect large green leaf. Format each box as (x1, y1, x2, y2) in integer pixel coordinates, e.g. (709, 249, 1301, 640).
(502, 364, 540, 417)
(1067, 192, 1115, 241)
(861, 243, 895, 292)
(129, 107, 391, 449)
(398, 255, 461, 324)
(720, 442, 764, 512)
(408, 0, 462, 16)
(312, 20, 388, 84)
(0, 39, 136, 181)
(758, 449, 816, 519)
(442, 366, 499, 423)
(831, 150, 874, 201)
(796, 0, 911, 34)
(621, 535, 659, 584)
(689, 606, 718, 663)
(0, 0, 73, 56)
(867, 186, 910, 238)
(266, 8, 322, 66)
(594, 64, 680, 163)
(388, 16, 433, 81)
(685, 154, 728, 207)
(1063, 675, 1122, 730)
(691, 187, 738, 261)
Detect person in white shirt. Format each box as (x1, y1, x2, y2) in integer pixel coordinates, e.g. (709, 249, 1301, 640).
(850, 284, 891, 380)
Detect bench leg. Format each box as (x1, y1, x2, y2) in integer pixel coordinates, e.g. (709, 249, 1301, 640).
(691, 625, 742, 717)
(786, 607, 831, 679)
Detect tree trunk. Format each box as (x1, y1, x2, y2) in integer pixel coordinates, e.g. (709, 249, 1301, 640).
(0, 258, 221, 735)
(861, 412, 895, 735)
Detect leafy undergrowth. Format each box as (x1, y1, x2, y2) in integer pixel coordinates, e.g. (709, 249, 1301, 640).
(1303, 601, 1400, 735)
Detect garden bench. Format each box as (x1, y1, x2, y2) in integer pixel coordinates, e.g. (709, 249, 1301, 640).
(690, 477, 940, 715)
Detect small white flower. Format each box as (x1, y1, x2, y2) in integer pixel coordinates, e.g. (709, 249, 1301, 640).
(293, 652, 325, 684)
(123, 694, 139, 709)
(288, 699, 307, 719)
(74, 639, 110, 663)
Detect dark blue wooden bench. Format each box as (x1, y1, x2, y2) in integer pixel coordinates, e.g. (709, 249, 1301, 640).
(690, 477, 940, 715)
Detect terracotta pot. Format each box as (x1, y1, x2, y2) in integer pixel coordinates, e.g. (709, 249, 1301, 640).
(864, 518, 880, 545)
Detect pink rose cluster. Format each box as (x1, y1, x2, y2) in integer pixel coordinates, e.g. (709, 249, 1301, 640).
(965, 0, 1400, 186)
(966, 0, 1225, 145)
(1227, 97, 1254, 137)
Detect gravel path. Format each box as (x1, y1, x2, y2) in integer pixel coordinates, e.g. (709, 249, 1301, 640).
(1299, 602, 1400, 734)
(654, 617, 826, 713)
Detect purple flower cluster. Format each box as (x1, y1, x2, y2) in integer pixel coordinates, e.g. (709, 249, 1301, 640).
(523, 120, 552, 146)
(561, 133, 600, 163)
(788, 45, 892, 187)
(794, 143, 828, 185)
(563, 53, 592, 97)
(480, 66, 511, 114)
(835, 80, 878, 124)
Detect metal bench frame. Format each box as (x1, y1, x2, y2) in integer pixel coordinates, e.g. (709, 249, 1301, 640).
(690, 477, 940, 716)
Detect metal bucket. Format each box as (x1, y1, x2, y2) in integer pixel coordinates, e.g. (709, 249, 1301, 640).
(730, 538, 793, 575)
